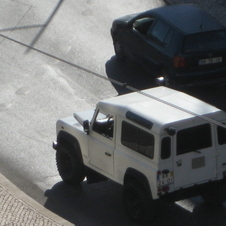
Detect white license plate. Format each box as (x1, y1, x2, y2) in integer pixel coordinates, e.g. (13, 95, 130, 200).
(199, 57, 222, 65)
(157, 172, 174, 186)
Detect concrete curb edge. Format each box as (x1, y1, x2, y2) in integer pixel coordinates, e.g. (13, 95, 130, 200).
(0, 173, 74, 226)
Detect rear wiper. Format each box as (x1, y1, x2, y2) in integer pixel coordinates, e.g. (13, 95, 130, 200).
(193, 150, 201, 154)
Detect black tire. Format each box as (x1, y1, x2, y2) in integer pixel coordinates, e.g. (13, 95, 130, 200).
(201, 184, 226, 205)
(123, 180, 155, 223)
(56, 143, 86, 185)
(113, 37, 125, 60)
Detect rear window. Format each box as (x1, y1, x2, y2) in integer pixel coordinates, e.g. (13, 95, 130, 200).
(177, 124, 212, 155)
(147, 20, 173, 47)
(183, 30, 226, 53)
(217, 125, 226, 145)
(161, 137, 171, 159)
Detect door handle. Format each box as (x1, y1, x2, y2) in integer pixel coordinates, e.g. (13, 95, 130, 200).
(105, 152, 112, 157)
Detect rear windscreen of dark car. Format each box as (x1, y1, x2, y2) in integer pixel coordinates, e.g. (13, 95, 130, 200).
(183, 30, 226, 53)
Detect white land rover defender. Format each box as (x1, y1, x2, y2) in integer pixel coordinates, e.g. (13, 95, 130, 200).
(53, 86, 226, 223)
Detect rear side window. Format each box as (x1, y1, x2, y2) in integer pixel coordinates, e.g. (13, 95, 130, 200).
(184, 30, 226, 53)
(161, 137, 171, 159)
(217, 125, 226, 145)
(177, 124, 212, 155)
(121, 121, 154, 159)
(147, 20, 173, 47)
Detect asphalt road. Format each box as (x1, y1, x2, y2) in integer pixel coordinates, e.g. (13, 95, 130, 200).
(1, 0, 226, 225)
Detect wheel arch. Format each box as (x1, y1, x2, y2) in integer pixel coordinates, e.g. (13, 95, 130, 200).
(57, 130, 83, 163)
(124, 168, 152, 198)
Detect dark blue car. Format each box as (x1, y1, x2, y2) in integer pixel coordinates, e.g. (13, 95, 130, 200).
(111, 4, 226, 88)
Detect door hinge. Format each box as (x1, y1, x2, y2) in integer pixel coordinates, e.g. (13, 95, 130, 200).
(105, 152, 112, 157)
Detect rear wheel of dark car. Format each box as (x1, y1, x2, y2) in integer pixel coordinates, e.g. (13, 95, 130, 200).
(123, 180, 156, 223)
(56, 143, 86, 185)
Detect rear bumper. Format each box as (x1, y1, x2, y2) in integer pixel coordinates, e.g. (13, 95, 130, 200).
(157, 67, 226, 88)
(157, 74, 226, 88)
(52, 141, 58, 150)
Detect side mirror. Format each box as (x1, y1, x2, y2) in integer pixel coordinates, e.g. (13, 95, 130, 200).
(83, 120, 90, 134)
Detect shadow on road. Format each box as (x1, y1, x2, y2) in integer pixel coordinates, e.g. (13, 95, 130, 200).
(0, 0, 64, 51)
(44, 180, 128, 226)
(105, 56, 157, 95)
(44, 180, 226, 226)
(26, 0, 64, 52)
(192, 203, 226, 226)
(106, 55, 226, 112)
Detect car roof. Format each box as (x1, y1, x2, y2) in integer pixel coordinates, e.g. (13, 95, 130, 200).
(98, 87, 225, 134)
(146, 4, 225, 34)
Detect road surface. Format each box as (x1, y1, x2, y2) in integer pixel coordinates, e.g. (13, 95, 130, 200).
(1, 0, 226, 225)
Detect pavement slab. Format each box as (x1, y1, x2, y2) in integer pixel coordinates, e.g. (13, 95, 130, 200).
(0, 174, 73, 226)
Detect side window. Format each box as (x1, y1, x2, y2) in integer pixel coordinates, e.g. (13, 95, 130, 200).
(133, 17, 155, 36)
(121, 121, 154, 159)
(147, 20, 173, 47)
(177, 124, 212, 155)
(217, 125, 226, 145)
(92, 110, 114, 139)
(161, 137, 171, 159)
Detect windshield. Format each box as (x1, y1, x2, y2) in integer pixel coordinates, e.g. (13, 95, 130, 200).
(183, 30, 226, 53)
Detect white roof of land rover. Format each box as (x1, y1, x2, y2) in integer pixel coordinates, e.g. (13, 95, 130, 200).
(98, 87, 225, 131)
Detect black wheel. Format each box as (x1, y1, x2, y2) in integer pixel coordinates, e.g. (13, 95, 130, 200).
(56, 143, 86, 185)
(201, 184, 226, 205)
(123, 180, 155, 223)
(113, 37, 125, 60)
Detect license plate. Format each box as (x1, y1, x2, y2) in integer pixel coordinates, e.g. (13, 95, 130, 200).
(199, 57, 222, 65)
(157, 172, 174, 186)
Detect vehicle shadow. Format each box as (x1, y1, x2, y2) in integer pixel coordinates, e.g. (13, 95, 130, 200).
(192, 203, 226, 226)
(105, 55, 226, 112)
(105, 56, 158, 95)
(44, 180, 226, 226)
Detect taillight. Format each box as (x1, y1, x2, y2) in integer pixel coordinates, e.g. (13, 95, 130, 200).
(173, 56, 187, 68)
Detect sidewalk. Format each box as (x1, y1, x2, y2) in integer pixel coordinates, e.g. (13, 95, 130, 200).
(0, 173, 73, 226)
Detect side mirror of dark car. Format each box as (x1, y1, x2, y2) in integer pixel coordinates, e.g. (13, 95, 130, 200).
(83, 120, 90, 134)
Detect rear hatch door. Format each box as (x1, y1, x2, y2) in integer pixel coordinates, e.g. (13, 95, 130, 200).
(173, 123, 217, 189)
(181, 30, 226, 73)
